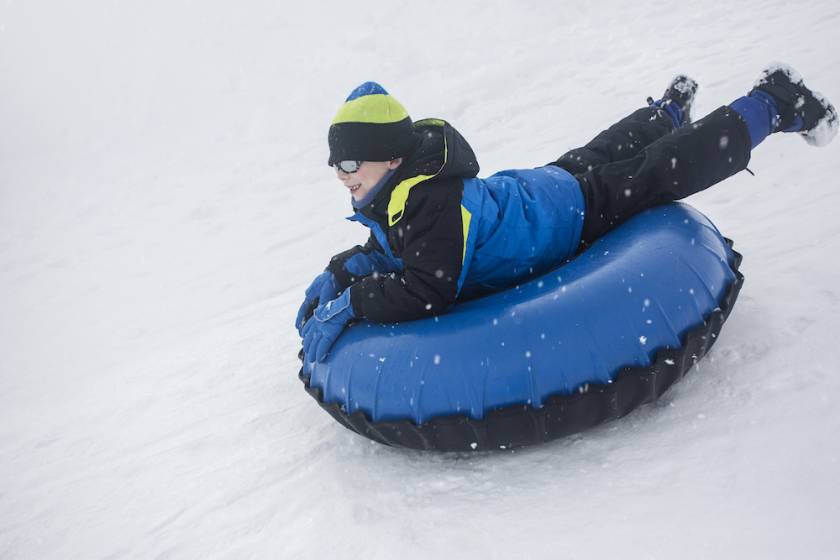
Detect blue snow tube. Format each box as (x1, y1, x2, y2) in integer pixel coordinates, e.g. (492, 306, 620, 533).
(299, 203, 743, 451)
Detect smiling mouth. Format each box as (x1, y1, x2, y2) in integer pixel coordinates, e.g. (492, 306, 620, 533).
(348, 184, 361, 193)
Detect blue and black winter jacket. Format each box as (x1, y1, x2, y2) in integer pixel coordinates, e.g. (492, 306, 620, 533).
(328, 119, 585, 323)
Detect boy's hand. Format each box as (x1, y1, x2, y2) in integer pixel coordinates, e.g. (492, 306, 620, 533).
(295, 271, 340, 335)
(301, 289, 355, 362)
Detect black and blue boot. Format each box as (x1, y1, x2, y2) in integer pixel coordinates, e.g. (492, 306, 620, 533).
(751, 63, 838, 146)
(648, 74, 699, 129)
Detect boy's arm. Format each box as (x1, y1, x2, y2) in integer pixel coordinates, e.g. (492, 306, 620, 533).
(347, 194, 464, 323)
(326, 234, 402, 290)
(296, 235, 396, 334)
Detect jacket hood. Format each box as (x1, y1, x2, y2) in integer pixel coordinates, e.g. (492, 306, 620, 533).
(400, 119, 480, 182)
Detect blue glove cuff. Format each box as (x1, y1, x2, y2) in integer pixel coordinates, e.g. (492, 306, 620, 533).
(314, 288, 354, 322)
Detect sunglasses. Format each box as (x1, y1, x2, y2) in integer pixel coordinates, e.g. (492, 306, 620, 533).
(332, 160, 363, 174)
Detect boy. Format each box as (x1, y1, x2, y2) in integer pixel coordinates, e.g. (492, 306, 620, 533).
(298, 65, 837, 362)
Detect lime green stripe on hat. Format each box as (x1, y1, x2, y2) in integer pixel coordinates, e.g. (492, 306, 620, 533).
(331, 93, 410, 125)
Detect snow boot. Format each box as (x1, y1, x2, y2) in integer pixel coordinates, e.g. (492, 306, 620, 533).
(648, 74, 699, 128)
(751, 63, 838, 146)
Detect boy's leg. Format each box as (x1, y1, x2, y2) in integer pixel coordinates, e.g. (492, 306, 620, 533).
(551, 75, 698, 175)
(576, 106, 750, 245)
(576, 64, 837, 245)
(551, 107, 673, 175)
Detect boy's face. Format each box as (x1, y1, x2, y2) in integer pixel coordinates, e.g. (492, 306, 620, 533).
(336, 159, 402, 202)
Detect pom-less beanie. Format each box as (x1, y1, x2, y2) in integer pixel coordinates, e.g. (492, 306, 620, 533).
(328, 82, 416, 166)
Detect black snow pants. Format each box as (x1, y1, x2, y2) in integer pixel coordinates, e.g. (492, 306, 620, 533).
(550, 105, 753, 246)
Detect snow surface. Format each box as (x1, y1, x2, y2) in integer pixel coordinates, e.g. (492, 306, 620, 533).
(2, 1, 839, 558)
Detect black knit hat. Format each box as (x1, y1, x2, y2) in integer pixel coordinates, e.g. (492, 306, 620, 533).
(328, 82, 416, 166)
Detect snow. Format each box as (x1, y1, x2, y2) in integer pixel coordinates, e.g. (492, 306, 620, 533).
(804, 87, 839, 146)
(2, 0, 840, 558)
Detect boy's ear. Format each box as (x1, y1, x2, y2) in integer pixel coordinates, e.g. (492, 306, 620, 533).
(388, 158, 403, 170)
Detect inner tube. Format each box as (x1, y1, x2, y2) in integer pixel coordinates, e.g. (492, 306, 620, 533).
(299, 203, 743, 451)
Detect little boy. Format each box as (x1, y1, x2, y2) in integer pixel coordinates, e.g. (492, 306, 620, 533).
(298, 64, 837, 362)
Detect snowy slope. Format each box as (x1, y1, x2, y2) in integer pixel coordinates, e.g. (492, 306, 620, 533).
(2, 0, 839, 558)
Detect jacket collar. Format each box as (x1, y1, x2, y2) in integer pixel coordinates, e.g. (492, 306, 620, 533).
(350, 119, 479, 226)
(351, 168, 398, 210)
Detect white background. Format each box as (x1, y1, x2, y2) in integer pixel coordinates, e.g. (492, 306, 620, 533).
(2, 1, 838, 558)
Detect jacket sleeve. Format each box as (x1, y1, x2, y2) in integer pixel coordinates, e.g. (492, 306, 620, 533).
(348, 185, 465, 323)
(326, 234, 401, 291)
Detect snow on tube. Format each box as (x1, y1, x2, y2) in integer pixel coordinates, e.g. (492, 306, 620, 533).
(298, 203, 744, 451)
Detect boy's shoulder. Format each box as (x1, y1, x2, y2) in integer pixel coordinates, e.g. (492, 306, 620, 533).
(408, 118, 479, 180)
(383, 118, 478, 227)
(386, 168, 463, 230)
